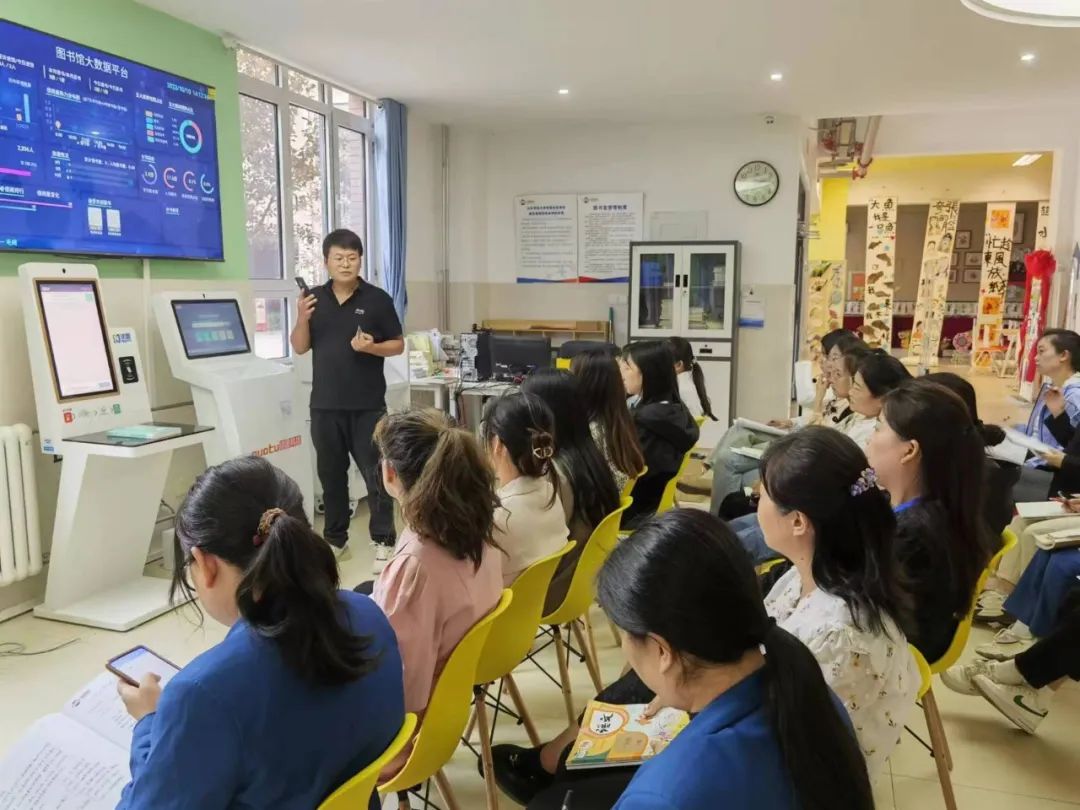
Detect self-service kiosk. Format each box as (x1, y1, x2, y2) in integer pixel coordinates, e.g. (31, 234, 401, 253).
(153, 291, 315, 516)
(19, 263, 213, 631)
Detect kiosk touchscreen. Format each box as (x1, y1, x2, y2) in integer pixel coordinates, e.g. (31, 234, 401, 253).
(153, 291, 314, 517)
(171, 299, 251, 359)
(35, 280, 119, 401)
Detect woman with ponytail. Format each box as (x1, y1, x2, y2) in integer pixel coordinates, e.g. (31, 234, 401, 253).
(601, 509, 871, 809)
(483, 392, 571, 584)
(667, 336, 716, 421)
(117, 456, 404, 810)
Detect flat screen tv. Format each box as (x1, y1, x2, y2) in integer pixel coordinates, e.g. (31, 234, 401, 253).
(0, 21, 224, 260)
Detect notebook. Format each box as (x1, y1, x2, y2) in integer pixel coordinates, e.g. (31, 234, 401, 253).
(0, 673, 134, 809)
(1036, 526, 1080, 550)
(1004, 427, 1056, 456)
(565, 701, 690, 770)
(732, 418, 789, 438)
(731, 445, 765, 460)
(1016, 501, 1068, 520)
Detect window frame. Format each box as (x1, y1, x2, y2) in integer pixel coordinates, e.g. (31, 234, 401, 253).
(236, 50, 375, 359)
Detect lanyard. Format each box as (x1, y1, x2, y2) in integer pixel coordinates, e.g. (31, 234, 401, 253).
(893, 498, 921, 515)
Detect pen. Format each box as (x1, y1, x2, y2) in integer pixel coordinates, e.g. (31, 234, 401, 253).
(561, 790, 573, 809)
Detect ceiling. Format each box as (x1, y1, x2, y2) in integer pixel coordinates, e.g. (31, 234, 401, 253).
(136, 0, 1080, 125)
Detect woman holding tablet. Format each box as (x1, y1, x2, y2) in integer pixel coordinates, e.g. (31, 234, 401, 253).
(116, 457, 404, 810)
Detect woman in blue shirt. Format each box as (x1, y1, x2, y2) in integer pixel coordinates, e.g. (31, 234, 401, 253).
(592, 509, 872, 810)
(116, 456, 405, 810)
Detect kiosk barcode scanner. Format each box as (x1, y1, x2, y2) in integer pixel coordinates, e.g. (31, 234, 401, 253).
(18, 263, 214, 631)
(152, 291, 315, 518)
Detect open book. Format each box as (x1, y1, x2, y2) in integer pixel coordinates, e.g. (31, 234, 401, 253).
(732, 418, 789, 439)
(1016, 501, 1069, 520)
(0, 673, 134, 809)
(566, 701, 690, 770)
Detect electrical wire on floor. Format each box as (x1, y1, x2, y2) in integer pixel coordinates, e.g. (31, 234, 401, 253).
(0, 638, 80, 657)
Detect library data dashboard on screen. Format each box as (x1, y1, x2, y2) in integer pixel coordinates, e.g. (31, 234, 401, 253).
(0, 21, 223, 260)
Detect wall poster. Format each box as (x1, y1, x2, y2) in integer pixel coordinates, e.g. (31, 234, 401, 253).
(515, 195, 578, 283)
(972, 202, 1016, 371)
(1034, 200, 1052, 251)
(579, 193, 644, 282)
(862, 196, 898, 349)
(909, 199, 960, 367)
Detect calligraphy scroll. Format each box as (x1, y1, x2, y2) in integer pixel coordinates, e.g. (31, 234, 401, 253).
(909, 200, 960, 366)
(1034, 201, 1051, 251)
(972, 202, 1016, 371)
(862, 197, 898, 349)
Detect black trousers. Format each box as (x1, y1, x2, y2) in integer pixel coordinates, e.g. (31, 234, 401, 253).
(1016, 585, 1080, 688)
(310, 408, 395, 547)
(527, 670, 654, 810)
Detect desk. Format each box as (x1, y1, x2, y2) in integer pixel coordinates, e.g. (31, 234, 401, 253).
(410, 377, 518, 430)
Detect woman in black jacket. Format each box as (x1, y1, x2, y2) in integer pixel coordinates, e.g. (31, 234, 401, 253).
(619, 340, 699, 527)
(866, 379, 996, 662)
(1035, 384, 1080, 495)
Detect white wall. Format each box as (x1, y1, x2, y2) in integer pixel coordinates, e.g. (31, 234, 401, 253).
(446, 116, 805, 418)
(404, 116, 444, 330)
(845, 160, 1053, 206)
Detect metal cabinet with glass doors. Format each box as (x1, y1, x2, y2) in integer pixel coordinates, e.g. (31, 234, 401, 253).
(628, 241, 739, 445)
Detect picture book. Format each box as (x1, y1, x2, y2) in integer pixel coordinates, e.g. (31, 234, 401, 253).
(565, 701, 690, 770)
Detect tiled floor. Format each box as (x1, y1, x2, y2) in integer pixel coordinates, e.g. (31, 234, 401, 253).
(1, 371, 1076, 808)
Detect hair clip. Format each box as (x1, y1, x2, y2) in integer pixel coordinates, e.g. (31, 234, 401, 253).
(849, 468, 879, 497)
(254, 507, 286, 546)
(532, 445, 555, 460)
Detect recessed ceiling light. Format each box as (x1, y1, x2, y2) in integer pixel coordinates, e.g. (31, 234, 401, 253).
(558, 88, 570, 95)
(770, 72, 784, 82)
(962, 1, 1080, 27)
(1020, 51, 1037, 62)
(1013, 153, 1043, 166)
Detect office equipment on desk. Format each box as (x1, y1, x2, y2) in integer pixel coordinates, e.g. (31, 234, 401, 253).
(491, 334, 552, 381)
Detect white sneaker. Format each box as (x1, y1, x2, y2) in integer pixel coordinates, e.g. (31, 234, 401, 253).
(940, 659, 993, 696)
(330, 542, 349, 560)
(975, 625, 1034, 661)
(372, 544, 391, 574)
(972, 676, 1049, 734)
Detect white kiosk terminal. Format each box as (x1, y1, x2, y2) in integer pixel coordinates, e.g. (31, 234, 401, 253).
(19, 263, 213, 631)
(153, 292, 314, 515)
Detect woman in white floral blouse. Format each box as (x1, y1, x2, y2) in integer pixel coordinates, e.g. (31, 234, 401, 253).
(758, 426, 919, 778)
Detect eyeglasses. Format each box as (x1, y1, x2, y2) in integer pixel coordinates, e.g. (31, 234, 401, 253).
(329, 254, 360, 266)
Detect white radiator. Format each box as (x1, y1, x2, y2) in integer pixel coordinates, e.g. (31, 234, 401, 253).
(0, 424, 42, 585)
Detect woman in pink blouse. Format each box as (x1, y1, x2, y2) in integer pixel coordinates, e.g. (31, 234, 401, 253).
(370, 408, 504, 805)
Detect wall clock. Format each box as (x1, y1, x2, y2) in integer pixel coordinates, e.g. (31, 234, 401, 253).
(734, 160, 780, 207)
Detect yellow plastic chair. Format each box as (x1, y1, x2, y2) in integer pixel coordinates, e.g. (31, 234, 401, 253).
(378, 590, 513, 810)
(694, 415, 706, 428)
(908, 529, 1017, 810)
(467, 542, 576, 810)
(318, 713, 418, 810)
(754, 557, 788, 578)
(538, 497, 632, 723)
(620, 465, 647, 501)
(555, 357, 572, 370)
(657, 448, 695, 514)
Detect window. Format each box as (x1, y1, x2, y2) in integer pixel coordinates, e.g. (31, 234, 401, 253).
(235, 48, 373, 359)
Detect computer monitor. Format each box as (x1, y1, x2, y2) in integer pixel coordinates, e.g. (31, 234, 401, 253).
(490, 334, 552, 379)
(34, 279, 119, 401)
(171, 299, 251, 360)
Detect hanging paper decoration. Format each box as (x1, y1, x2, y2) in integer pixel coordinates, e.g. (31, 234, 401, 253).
(1018, 250, 1056, 399)
(862, 196, 898, 349)
(972, 202, 1016, 371)
(1034, 201, 1051, 251)
(909, 200, 960, 367)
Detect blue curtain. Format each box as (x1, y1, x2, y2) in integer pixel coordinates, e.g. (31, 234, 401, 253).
(374, 99, 408, 322)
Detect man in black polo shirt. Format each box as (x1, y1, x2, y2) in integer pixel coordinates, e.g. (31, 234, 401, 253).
(290, 229, 404, 570)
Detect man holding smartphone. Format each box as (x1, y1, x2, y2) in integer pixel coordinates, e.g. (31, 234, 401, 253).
(290, 229, 404, 570)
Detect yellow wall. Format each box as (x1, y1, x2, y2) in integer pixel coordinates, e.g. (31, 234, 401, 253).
(810, 177, 850, 262)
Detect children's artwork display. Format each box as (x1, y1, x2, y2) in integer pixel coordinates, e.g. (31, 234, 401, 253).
(1018, 250, 1056, 399)
(862, 196, 898, 349)
(807, 261, 846, 348)
(972, 202, 1016, 371)
(909, 200, 960, 366)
